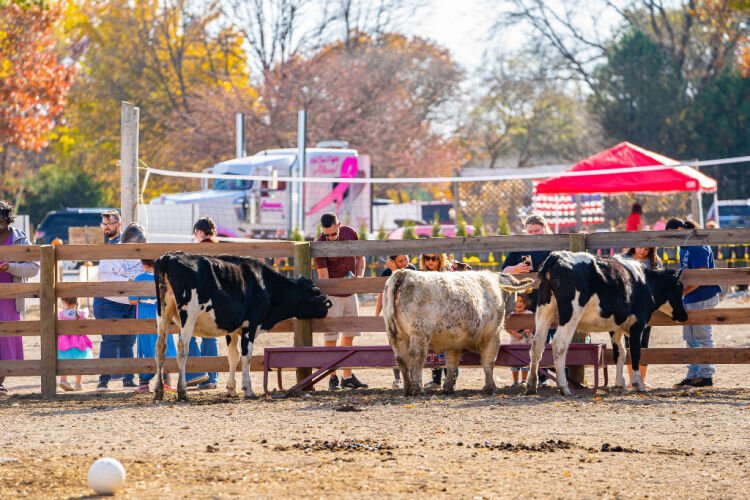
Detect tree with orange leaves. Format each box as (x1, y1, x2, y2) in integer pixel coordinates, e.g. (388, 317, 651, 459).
(0, 1, 75, 181)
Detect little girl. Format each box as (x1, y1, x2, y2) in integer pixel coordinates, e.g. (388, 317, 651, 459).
(57, 297, 93, 391)
(507, 294, 533, 388)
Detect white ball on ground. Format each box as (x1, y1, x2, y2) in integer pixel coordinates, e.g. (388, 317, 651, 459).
(87, 457, 126, 494)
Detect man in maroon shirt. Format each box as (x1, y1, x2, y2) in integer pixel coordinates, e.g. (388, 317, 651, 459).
(314, 212, 368, 390)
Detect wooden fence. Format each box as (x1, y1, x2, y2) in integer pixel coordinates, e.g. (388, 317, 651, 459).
(1, 228, 749, 399)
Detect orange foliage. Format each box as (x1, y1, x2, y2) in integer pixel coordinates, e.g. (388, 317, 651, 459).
(0, 3, 75, 152)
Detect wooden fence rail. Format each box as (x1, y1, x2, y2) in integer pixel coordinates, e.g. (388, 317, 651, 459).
(1, 229, 749, 398)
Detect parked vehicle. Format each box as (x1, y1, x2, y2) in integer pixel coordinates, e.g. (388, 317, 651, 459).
(372, 200, 455, 231)
(706, 199, 750, 228)
(34, 208, 110, 244)
(150, 144, 371, 239)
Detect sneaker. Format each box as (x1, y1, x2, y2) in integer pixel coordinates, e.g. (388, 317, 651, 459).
(73, 383, 83, 391)
(0, 384, 7, 394)
(392, 379, 402, 389)
(197, 382, 218, 390)
(134, 384, 151, 394)
(341, 374, 368, 389)
(163, 384, 177, 394)
(122, 380, 138, 388)
(687, 377, 713, 387)
(96, 383, 109, 392)
(674, 378, 698, 388)
(58, 381, 74, 392)
(520, 381, 527, 386)
(186, 375, 209, 387)
(424, 381, 441, 389)
(328, 375, 340, 391)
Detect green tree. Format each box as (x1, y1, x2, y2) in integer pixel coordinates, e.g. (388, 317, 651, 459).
(431, 213, 444, 237)
(376, 225, 387, 241)
(497, 212, 510, 235)
(455, 214, 467, 237)
(685, 69, 750, 199)
(20, 164, 106, 225)
(471, 214, 484, 237)
(591, 30, 687, 153)
(402, 220, 417, 240)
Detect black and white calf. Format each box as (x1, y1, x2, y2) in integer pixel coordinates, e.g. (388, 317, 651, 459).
(153, 252, 332, 401)
(526, 251, 687, 395)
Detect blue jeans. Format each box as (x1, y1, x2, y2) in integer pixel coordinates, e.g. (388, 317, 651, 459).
(94, 298, 136, 385)
(187, 337, 219, 384)
(683, 295, 720, 379)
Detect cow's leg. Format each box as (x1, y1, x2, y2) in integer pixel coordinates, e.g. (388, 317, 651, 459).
(526, 300, 556, 395)
(550, 319, 580, 396)
(442, 350, 461, 395)
(393, 336, 412, 396)
(628, 325, 646, 392)
(153, 303, 174, 402)
(612, 329, 628, 390)
(153, 328, 168, 402)
(240, 326, 258, 399)
(407, 334, 428, 397)
(225, 334, 239, 397)
(176, 329, 193, 401)
(479, 334, 499, 394)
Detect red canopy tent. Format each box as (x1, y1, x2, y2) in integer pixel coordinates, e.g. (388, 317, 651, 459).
(535, 142, 717, 194)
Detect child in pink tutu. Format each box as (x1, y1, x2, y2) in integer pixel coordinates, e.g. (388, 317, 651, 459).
(57, 297, 93, 391)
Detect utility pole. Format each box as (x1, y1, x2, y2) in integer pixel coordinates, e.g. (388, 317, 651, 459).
(120, 102, 139, 225)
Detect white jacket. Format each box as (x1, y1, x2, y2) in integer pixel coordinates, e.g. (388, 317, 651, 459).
(97, 258, 142, 304)
(7, 227, 40, 313)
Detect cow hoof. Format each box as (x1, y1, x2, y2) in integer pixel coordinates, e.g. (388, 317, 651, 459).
(244, 392, 258, 400)
(153, 390, 164, 402)
(442, 388, 455, 395)
(481, 385, 496, 395)
(226, 390, 238, 398)
(177, 391, 189, 402)
(560, 388, 573, 397)
(524, 388, 537, 396)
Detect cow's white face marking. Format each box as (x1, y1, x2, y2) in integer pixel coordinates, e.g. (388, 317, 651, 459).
(614, 254, 646, 284)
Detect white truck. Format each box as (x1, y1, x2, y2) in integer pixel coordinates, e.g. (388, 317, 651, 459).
(150, 145, 371, 239)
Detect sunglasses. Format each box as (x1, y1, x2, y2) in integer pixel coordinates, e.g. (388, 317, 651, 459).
(324, 231, 338, 239)
(422, 255, 438, 262)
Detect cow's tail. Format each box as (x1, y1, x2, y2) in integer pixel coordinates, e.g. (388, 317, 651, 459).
(153, 254, 170, 319)
(382, 269, 408, 345)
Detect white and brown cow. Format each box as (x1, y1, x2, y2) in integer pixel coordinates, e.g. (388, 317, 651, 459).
(526, 251, 688, 396)
(382, 269, 538, 396)
(153, 251, 332, 401)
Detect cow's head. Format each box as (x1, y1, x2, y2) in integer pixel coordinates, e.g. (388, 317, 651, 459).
(655, 268, 688, 323)
(292, 276, 333, 319)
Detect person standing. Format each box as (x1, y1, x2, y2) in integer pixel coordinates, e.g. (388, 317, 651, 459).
(419, 252, 451, 389)
(502, 213, 554, 385)
(315, 212, 368, 390)
(666, 218, 722, 388)
(129, 259, 177, 394)
(95, 221, 145, 392)
(374, 255, 416, 389)
(0, 201, 40, 394)
(185, 216, 219, 389)
(622, 247, 663, 387)
(626, 203, 645, 231)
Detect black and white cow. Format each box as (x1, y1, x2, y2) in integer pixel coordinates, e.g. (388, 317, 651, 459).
(153, 251, 332, 401)
(526, 251, 688, 396)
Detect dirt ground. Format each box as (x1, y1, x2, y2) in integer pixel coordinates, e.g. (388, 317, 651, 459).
(1, 299, 749, 498)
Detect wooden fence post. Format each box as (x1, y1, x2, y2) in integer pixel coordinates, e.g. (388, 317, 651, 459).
(568, 232, 588, 385)
(293, 242, 313, 383)
(40, 245, 58, 399)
